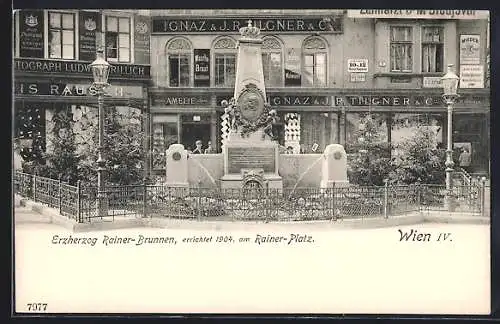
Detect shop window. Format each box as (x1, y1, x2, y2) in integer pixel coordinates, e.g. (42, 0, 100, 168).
(152, 117, 179, 170)
(167, 38, 192, 87)
(213, 37, 237, 87)
(105, 16, 131, 62)
(14, 103, 46, 163)
(302, 37, 327, 87)
(390, 26, 413, 72)
(262, 37, 283, 87)
(48, 12, 75, 60)
(422, 27, 444, 73)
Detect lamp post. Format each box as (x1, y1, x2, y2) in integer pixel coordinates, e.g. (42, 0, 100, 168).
(441, 64, 460, 211)
(90, 48, 111, 217)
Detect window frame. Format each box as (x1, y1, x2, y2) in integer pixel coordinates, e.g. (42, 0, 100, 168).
(389, 25, 414, 73)
(421, 25, 445, 74)
(261, 36, 284, 87)
(301, 36, 328, 87)
(212, 36, 237, 88)
(104, 15, 132, 63)
(166, 37, 193, 88)
(47, 10, 76, 60)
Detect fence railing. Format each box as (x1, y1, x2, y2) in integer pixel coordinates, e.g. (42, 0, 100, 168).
(13, 171, 491, 224)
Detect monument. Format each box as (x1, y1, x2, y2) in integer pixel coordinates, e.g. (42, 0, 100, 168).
(220, 20, 283, 190)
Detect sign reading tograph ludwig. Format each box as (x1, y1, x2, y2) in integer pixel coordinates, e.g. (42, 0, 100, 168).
(227, 147, 276, 174)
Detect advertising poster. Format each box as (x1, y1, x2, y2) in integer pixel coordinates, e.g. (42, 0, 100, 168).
(78, 11, 99, 62)
(19, 10, 44, 58)
(460, 34, 481, 65)
(134, 15, 151, 65)
(193, 49, 210, 87)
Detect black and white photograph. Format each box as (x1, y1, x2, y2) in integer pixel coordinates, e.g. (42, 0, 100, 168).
(12, 8, 491, 315)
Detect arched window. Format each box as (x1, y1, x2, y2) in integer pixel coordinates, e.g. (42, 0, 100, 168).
(213, 37, 237, 87)
(166, 37, 192, 87)
(261, 36, 283, 87)
(302, 36, 328, 87)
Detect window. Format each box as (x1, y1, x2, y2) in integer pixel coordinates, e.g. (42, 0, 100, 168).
(105, 16, 131, 62)
(262, 37, 283, 87)
(422, 27, 444, 73)
(167, 38, 192, 87)
(302, 37, 327, 87)
(213, 37, 237, 87)
(48, 12, 75, 59)
(390, 26, 413, 72)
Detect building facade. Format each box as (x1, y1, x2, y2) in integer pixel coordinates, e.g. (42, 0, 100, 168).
(13, 9, 490, 179)
(13, 9, 152, 175)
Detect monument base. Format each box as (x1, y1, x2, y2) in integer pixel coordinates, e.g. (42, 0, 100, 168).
(220, 173, 283, 190)
(320, 180, 350, 189)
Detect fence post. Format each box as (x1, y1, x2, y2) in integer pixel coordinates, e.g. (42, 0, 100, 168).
(58, 176, 62, 215)
(331, 182, 336, 221)
(142, 179, 148, 219)
(481, 177, 486, 217)
(32, 173, 36, 202)
(384, 179, 389, 219)
(77, 180, 81, 223)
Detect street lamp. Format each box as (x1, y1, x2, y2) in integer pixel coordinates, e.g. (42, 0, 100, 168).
(441, 63, 460, 211)
(90, 48, 111, 217)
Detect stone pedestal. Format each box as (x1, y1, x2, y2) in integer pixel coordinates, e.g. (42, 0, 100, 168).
(165, 144, 189, 188)
(320, 144, 349, 188)
(220, 130, 283, 190)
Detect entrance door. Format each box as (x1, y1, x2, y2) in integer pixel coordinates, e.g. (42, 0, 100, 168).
(181, 123, 211, 152)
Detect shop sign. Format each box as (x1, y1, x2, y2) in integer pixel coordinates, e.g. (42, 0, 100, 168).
(284, 48, 301, 86)
(460, 65, 484, 88)
(152, 17, 343, 34)
(347, 9, 488, 20)
(335, 95, 444, 107)
(347, 59, 368, 73)
(14, 58, 150, 79)
(269, 96, 330, 106)
(14, 82, 144, 98)
(78, 11, 99, 61)
(19, 10, 44, 58)
(153, 95, 210, 106)
(422, 77, 442, 88)
(460, 35, 481, 65)
(350, 73, 366, 82)
(194, 49, 210, 87)
(134, 15, 151, 65)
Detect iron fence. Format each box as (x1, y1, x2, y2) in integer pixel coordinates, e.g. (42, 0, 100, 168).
(13, 171, 491, 223)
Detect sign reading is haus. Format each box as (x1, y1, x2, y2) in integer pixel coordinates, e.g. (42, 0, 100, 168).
(14, 58, 150, 79)
(152, 17, 343, 33)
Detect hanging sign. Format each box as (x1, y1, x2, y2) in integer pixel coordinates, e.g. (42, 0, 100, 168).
(193, 49, 210, 87)
(19, 10, 44, 58)
(460, 65, 484, 88)
(285, 48, 301, 86)
(134, 15, 151, 65)
(460, 35, 481, 65)
(347, 59, 368, 73)
(78, 11, 99, 61)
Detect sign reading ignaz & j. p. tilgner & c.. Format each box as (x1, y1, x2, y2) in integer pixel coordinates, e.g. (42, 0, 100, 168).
(347, 9, 489, 19)
(14, 58, 150, 79)
(152, 17, 343, 33)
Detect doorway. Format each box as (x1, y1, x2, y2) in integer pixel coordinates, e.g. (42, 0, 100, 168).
(181, 123, 211, 152)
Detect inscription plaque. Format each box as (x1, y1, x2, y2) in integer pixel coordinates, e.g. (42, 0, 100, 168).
(227, 147, 275, 174)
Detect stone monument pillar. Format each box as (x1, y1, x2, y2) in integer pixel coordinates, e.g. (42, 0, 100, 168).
(165, 143, 189, 188)
(320, 144, 349, 189)
(220, 20, 283, 190)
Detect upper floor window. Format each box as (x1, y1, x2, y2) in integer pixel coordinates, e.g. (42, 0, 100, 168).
(422, 26, 444, 73)
(302, 37, 327, 87)
(48, 12, 75, 59)
(105, 16, 131, 62)
(390, 26, 413, 72)
(262, 37, 283, 87)
(167, 38, 192, 87)
(213, 37, 237, 87)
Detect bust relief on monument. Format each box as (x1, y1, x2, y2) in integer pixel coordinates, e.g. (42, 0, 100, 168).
(238, 89, 264, 123)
